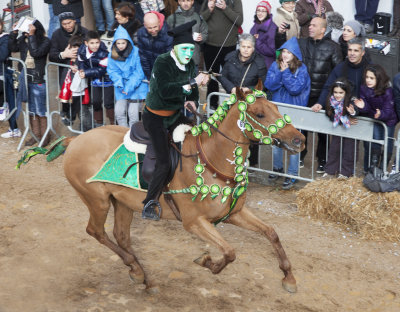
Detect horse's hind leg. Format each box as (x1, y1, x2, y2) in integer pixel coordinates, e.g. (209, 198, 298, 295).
(81, 194, 145, 284)
(111, 198, 148, 286)
(226, 207, 297, 293)
(185, 217, 236, 274)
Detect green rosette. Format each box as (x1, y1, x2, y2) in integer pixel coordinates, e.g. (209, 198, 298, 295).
(239, 111, 246, 121)
(234, 146, 243, 156)
(254, 90, 265, 97)
(195, 163, 205, 174)
(191, 126, 199, 136)
(284, 114, 292, 124)
(276, 118, 285, 129)
(189, 185, 199, 195)
(235, 155, 244, 165)
(253, 129, 262, 139)
(200, 185, 210, 201)
(222, 186, 232, 197)
(235, 165, 244, 174)
(201, 122, 210, 132)
(212, 112, 220, 122)
(196, 176, 204, 186)
(245, 94, 256, 104)
(234, 174, 244, 183)
(207, 117, 215, 125)
(245, 122, 253, 132)
(238, 101, 247, 112)
(216, 106, 225, 116)
(229, 94, 237, 103)
(268, 124, 278, 135)
(262, 136, 272, 145)
(210, 184, 221, 195)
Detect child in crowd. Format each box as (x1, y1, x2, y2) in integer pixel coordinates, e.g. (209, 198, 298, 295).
(166, 0, 208, 72)
(0, 18, 20, 139)
(323, 78, 357, 178)
(59, 35, 85, 128)
(354, 64, 398, 172)
(77, 30, 115, 130)
(265, 37, 311, 190)
(107, 26, 148, 128)
(8, 19, 51, 146)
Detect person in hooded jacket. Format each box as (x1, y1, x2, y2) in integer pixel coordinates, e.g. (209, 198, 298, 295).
(265, 37, 311, 189)
(137, 11, 174, 80)
(249, 1, 277, 70)
(107, 26, 149, 128)
(8, 19, 51, 146)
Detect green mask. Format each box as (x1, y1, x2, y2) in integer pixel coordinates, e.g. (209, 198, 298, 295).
(174, 44, 195, 65)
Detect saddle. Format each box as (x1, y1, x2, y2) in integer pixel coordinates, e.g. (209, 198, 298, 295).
(129, 121, 180, 185)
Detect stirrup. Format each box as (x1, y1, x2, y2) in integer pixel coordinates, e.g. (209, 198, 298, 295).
(142, 200, 162, 221)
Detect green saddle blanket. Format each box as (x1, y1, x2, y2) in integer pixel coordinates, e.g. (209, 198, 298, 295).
(87, 144, 148, 191)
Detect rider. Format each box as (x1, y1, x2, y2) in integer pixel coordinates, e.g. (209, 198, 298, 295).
(141, 20, 209, 220)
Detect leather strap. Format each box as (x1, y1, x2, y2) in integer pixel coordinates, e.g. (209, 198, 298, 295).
(145, 105, 177, 117)
(196, 135, 235, 183)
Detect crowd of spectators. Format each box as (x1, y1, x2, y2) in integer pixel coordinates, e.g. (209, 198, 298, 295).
(2, 0, 400, 187)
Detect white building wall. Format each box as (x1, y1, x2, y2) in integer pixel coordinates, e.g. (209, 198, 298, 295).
(0, 0, 394, 34)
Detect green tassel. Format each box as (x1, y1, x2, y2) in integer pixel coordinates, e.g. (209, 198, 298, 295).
(15, 147, 48, 169)
(46, 144, 66, 162)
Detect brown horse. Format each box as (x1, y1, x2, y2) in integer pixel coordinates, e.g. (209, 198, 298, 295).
(62, 84, 305, 293)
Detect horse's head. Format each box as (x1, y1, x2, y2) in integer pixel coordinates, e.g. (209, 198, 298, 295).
(235, 81, 305, 154)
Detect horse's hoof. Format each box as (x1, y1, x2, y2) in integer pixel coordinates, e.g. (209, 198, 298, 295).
(193, 252, 210, 266)
(282, 278, 297, 293)
(129, 269, 145, 284)
(145, 284, 160, 294)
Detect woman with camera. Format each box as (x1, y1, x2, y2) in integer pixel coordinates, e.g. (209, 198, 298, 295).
(274, 0, 300, 49)
(250, 1, 277, 70)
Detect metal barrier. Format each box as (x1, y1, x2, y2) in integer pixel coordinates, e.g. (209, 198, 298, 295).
(205, 92, 390, 181)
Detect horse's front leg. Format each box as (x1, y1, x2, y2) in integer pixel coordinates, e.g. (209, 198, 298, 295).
(226, 207, 297, 293)
(185, 216, 236, 274)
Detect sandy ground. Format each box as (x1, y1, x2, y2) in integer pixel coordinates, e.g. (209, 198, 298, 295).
(0, 122, 400, 312)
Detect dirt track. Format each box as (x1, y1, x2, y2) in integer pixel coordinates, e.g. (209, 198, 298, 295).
(0, 122, 400, 312)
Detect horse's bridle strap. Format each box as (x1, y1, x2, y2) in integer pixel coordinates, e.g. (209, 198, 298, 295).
(196, 135, 235, 183)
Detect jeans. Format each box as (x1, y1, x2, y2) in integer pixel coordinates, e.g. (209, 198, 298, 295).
(115, 99, 142, 128)
(28, 83, 47, 117)
(363, 123, 395, 171)
(91, 0, 115, 31)
(272, 146, 300, 176)
(4, 70, 17, 130)
(354, 0, 380, 25)
(47, 4, 60, 39)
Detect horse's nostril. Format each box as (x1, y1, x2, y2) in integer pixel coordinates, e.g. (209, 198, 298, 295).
(292, 137, 301, 146)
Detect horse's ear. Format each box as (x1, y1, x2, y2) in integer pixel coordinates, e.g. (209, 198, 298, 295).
(236, 87, 245, 100)
(255, 79, 264, 91)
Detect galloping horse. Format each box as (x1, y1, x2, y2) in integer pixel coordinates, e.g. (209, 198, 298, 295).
(62, 82, 305, 293)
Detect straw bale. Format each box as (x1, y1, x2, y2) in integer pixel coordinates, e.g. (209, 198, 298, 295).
(296, 177, 400, 242)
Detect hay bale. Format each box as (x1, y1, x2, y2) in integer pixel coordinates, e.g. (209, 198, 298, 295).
(296, 177, 400, 242)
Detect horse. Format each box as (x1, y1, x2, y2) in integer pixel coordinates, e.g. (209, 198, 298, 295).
(62, 83, 305, 293)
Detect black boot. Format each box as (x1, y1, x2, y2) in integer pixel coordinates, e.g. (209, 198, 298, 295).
(142, 200, 162, 221)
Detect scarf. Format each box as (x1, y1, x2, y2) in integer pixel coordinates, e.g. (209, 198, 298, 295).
(308, 0, 322, 15)
(330, 95, 351, 129)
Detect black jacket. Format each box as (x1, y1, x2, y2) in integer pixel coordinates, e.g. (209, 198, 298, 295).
(8, 32, 50, 84)
(52, 0, 84, 18)
(218, 50, 267, 93)
(298, 36, 342, 104)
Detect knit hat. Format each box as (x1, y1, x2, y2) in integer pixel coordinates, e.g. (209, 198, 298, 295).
(59, 12, 76, 22)
(256, 1, 272, 14)
(280, 0, 296, 4)
(168, 20, 196, 46)
(344, 20, 366, 37)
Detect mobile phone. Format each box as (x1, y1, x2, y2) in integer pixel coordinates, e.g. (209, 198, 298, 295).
(283, 23, 291, 30)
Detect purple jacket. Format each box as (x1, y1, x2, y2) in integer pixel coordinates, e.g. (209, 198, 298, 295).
(250, 16, 277, 70)
(359, 85, 398, 127)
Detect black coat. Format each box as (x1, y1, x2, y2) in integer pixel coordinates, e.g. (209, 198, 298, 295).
(218, 50, 267, 93)
(8, 32, 50, 84)
(52, 0, 84, 18)
(298, 36, 342, 104)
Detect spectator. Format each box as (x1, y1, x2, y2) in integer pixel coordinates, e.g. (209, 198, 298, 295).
(8, 20, 51, 146)
(200, 0, 243, 109)
(295, 0, 333, 38)
(0, 18, 20, 139)
(325, 11, 344, 43)
(44, 0, 60, 38)
(77, 31, 115, 129)
(167, 0, 208, 71)
(111, 2, 142, 42)
(250, 1, 277, 70)
(52, 0, 84, 23)
(91, 0, 115, 37)
(389, 0, 400, 37)
(354, 64, 398, 172)
(338, 20, 366, 61)
(265, 37, 311, 189)
(274, 0, 300, 49)
(137, 11, 173, 80)
(323, 78, 357, 178)
(298, 16, 342, 172)
(354, 0, 380, 33)
(107, 26, 149, 127)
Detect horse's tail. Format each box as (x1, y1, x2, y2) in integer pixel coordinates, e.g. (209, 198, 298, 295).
(16, 136, 75, 169)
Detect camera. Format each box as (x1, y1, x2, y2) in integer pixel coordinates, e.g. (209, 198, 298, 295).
(283, 23, 291, 30)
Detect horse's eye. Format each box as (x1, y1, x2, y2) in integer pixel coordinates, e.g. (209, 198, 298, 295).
(256, 113, 264, 119)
